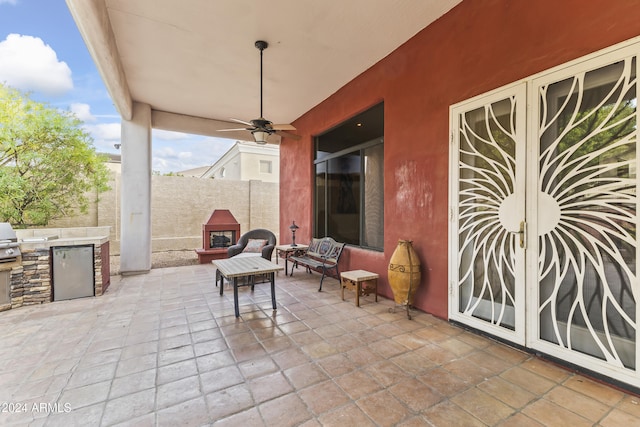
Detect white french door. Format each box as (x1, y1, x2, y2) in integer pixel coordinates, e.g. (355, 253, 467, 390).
(528, 50, 638, 381)
(449, 83, 528, 345)
(450, 42, 639, 386)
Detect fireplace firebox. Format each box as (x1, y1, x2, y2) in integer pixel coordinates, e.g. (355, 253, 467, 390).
(195, 210, 240, 263)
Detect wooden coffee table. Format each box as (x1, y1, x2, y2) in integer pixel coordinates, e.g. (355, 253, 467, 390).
(213, 256, 284, 317)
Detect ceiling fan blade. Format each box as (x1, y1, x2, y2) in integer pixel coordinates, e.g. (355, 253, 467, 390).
(229, 118, 254, 126)
(217, 128, 251, 132)
(275, 130, 301, 140)
(271, 124, 296, 131)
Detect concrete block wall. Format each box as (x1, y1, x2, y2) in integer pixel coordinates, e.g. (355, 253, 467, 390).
(49, 172, 280, 254)
(249, 179, 281, 236)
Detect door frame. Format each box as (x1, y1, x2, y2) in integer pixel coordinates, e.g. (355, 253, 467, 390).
(448, 82, 528, 346)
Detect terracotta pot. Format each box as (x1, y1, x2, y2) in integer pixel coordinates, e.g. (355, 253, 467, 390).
(388, 239, 421, 306)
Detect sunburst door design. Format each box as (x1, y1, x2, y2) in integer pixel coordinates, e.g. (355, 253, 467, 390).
(451, 47, 639, 386)
(533, 57, 638, 373)
(450, 86, 527, 344)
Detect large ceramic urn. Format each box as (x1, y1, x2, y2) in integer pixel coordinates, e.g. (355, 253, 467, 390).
(388, 239, 421, 319)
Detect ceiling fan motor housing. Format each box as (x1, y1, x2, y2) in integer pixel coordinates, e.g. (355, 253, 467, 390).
(251, 118, 273, 131)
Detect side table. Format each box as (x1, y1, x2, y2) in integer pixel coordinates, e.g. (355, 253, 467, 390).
(341, 270, 379, 307)
(275, 244, 308, 275)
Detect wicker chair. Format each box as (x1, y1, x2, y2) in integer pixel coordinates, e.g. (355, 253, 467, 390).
(227, 229, 276, 260)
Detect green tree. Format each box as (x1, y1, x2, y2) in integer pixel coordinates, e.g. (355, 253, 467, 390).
(0, 84, 110, 227)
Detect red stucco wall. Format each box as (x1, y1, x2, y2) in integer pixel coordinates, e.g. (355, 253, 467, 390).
(280, 0, 640, 319)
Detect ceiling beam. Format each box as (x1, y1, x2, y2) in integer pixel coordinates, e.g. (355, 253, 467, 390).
(65, 0, 133, 120)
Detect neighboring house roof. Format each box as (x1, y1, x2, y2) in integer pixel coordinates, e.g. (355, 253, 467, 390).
(176, 166, 211, 177)
(200, 140, 279, 181)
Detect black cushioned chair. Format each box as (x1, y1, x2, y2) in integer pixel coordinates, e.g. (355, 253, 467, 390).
(227, 228, 277, 260)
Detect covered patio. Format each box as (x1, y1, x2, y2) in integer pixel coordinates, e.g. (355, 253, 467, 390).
(0, 266, 638, 426)
(64, 0, 640, 399)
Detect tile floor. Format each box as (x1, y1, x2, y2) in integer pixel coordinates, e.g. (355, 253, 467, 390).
(1, 264, 640, 426)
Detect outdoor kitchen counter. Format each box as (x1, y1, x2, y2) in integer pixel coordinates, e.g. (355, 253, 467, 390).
(18, 235, 109, 250)
(16, 226, 110, 250)
(13, 226, 112, 302)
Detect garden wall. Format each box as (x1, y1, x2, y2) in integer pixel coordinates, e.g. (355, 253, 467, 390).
(49, 172, 279, 255)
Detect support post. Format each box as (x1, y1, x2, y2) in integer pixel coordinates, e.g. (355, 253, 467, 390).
(120, 102, 152, 274)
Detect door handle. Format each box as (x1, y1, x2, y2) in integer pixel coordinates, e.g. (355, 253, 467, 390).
(508, 221, 527, 249)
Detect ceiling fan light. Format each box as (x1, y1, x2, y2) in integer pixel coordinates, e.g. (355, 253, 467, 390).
(252, 130, 269, 144)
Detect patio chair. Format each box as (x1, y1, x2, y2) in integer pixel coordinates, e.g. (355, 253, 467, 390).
(227, 229, 276, 261)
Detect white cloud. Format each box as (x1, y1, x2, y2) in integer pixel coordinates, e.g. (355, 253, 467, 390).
(90, 123, 121, 140)
(70, 103, 96, 122)
(83, 122, 121, 151)
(154, 146, 181, 159)
(153, 157, 169, 170)
(0, 0, 18, 4)
(151, 137, 235, 174)
(77, 124, 235, 173)
(0, 33, 73, 96)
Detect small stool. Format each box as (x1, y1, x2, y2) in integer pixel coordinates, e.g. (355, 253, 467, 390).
(341, 270, 379, 307)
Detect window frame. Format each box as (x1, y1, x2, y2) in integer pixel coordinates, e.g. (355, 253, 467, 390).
(313, 136, 384, 251)
(259, 160, 272, 174)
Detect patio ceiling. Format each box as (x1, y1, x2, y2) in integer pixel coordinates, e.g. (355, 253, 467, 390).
(66, 0, 462, 140)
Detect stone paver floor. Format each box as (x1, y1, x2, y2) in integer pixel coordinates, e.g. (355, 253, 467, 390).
(1, 264, 640, 426)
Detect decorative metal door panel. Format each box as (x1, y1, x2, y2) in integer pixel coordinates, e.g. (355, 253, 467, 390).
(449, 85, 527, 344)
(531, 56, 638, 379)
(450, 47, 639, 386)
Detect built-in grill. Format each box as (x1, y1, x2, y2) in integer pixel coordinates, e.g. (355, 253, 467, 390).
(0, 223, 21, 309)
(0, 223, 20, 264)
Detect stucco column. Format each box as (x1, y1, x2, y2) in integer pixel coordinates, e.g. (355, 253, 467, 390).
(120, 102, 152, 274)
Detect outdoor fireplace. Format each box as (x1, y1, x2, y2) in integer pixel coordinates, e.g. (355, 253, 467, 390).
(195, 209, 240, 263)
(210, 231, 233, 248)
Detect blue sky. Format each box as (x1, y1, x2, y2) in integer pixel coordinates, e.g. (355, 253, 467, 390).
(0, 0, 235, 173)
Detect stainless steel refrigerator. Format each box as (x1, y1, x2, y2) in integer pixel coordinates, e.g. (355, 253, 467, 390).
(52, 245, 95, 301)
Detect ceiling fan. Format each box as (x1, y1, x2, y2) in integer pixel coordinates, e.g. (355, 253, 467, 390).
(218, 40, 300, 143)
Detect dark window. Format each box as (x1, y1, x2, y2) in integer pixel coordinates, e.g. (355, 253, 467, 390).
(314, 103, 384, 249)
